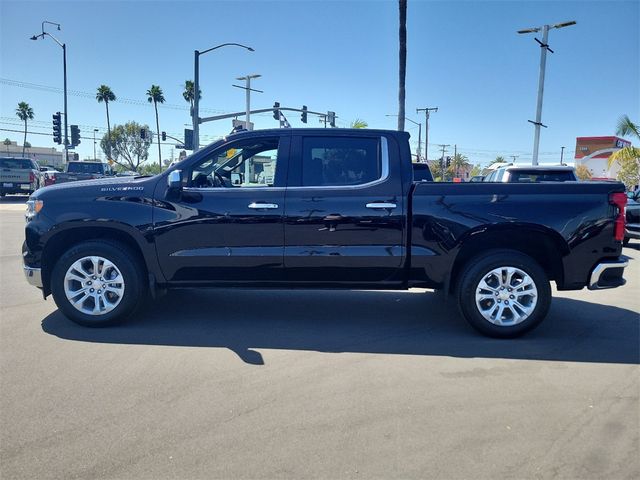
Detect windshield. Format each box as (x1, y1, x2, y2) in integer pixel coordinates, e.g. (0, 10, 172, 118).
(67, 163, 104, 174)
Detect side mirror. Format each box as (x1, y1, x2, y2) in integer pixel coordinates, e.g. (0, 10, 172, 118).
(167, 170, 182, 190)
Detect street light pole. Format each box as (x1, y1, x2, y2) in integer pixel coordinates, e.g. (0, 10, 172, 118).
(518, 20, 576, 165)
(560, 146, 565, 165)
(235, 74, 262, 130)
(192, 43, 254, 152)
(417, 107, 438, 163)
(30, 21, 68, 162)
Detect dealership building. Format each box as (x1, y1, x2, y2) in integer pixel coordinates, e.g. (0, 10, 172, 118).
(574, 136, 631, 180)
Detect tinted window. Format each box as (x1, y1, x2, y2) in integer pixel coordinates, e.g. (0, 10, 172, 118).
(302, 137, 380, 187)
(67, 163, 104, 174)
(0, 158, 33, 169)
(508, 170, 577, 182)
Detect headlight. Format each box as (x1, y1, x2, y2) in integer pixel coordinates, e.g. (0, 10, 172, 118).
(25, 199, 43, 221)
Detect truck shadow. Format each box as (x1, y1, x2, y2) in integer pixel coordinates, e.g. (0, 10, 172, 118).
(41, 289, 639, 366)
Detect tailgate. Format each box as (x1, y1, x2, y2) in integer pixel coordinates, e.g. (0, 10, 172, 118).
(0, 168, 31, 184)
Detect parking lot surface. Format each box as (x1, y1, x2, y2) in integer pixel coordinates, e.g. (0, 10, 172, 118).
(1, 197, 638, 479)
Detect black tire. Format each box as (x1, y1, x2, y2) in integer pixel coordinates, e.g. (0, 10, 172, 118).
(456, 249, 551, 338)
(623, 237, 630, 246)
(50, 240, 145, 327)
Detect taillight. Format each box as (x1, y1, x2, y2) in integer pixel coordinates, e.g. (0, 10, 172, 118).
(609, 192, 627, 242)
(29, 172, 35, 183)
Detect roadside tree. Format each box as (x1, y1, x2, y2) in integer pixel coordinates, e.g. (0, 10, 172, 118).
(96, 85, 116, 159)
(147, 85, 165, 168)
(15, 102, 34, 157)
(575, 164, 592, 181)
(100, 121, 152, 171)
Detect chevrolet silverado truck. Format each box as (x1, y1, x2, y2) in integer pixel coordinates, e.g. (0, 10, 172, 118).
(47, 161, 115, 184)
(23, 129, 629, 337)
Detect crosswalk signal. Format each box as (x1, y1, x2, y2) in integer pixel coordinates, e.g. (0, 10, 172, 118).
(70, 125, 81, 147)
(273, 102, 280, 120)
(301, 105, 308, 124)
(52, 112, 62, 144)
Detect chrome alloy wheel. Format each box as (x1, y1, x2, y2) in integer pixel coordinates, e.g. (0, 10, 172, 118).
(63, 256, 125, 315)
(475, 266, 538, 326)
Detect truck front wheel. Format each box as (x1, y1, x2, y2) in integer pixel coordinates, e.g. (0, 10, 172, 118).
(456, 250, 551, 338)
(50, 240, 145, 327)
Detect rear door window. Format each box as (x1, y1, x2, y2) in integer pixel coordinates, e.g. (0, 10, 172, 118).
(509, 170, 577, 182)
(301, 137, 380, 187)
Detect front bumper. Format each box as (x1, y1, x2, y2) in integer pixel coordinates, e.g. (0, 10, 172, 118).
(23, 266, 43, 288)
(588, 259, 629, 290)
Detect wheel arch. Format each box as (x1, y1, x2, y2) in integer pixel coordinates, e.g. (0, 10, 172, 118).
(448, 224, 569, 294)
(41, 222, 159, 296)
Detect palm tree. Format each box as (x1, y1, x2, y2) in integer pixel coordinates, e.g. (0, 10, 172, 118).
(350, 119, 368, 129)
(494, 155, 506, 163)
(449, 153, 471, 178)
(397, 0, 407, 131)
(182, 80, 201, 116)
(96, 85, 116, 159)
(608, 115, 640, 168)
(3, 138, 12, 153)
(15, 102, 34, 157)
(147, 85, 165, 167)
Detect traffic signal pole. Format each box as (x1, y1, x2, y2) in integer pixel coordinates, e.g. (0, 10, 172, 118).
(62, 42, 68, 163)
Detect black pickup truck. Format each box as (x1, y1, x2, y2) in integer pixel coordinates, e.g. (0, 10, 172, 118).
(23, 128, 629, 337)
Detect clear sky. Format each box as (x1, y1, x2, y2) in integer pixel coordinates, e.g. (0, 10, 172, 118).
(1, 0, 638, 166)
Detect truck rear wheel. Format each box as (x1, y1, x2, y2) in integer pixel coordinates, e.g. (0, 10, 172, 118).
(456, 250, 551, 338)
(51, 240, 145, 327)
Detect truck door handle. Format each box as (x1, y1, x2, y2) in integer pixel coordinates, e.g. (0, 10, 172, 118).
(366, 202, 397, 209)
(248, 202, 279, 209)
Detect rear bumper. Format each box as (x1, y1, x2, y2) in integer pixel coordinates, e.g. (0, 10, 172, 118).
(1, 183, 34, 194)
(588, 259, 628, 290)
(625, 224, 640, 240)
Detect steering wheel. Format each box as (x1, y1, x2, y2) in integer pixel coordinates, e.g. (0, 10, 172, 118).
(211, 171, 227, 188)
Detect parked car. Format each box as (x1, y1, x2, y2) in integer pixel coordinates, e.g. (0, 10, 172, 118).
(484, 165, 577, 183)
(469, 175, 485, 182)
(0, 157, 41, 196)
(47, 161, 115, 185)
(23, 128, 629, 338)
(625, 188, 640, 245)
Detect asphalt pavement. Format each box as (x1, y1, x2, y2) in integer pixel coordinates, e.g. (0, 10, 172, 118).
(1, 196, 638, 479)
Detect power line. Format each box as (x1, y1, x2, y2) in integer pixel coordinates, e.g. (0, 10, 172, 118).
(0, 77, 229, 115)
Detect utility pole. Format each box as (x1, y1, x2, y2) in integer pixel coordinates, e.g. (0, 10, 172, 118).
(234, 74, 262, 130)
(416, 107, 438, 163)
(560, 146, 565, 164)
(518, 20, 576, 165)
(511, 155, 518, 163)
(93, 128, 98, 159)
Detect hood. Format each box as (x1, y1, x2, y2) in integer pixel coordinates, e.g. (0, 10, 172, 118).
(33, 175, 156, 198)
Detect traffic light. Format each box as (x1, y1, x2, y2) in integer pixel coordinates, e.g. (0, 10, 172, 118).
(52, 112, 62, 144)
(327, 111, 336, 128)
(140, 129, 147, 140)
(184, 128, 194, 150)
(161, 131, 167, 141)
(70, 125, 81, 147)
(273, 102, 280, 120)
(446, 156, 451, 168)
(301, 105, 308, 124)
